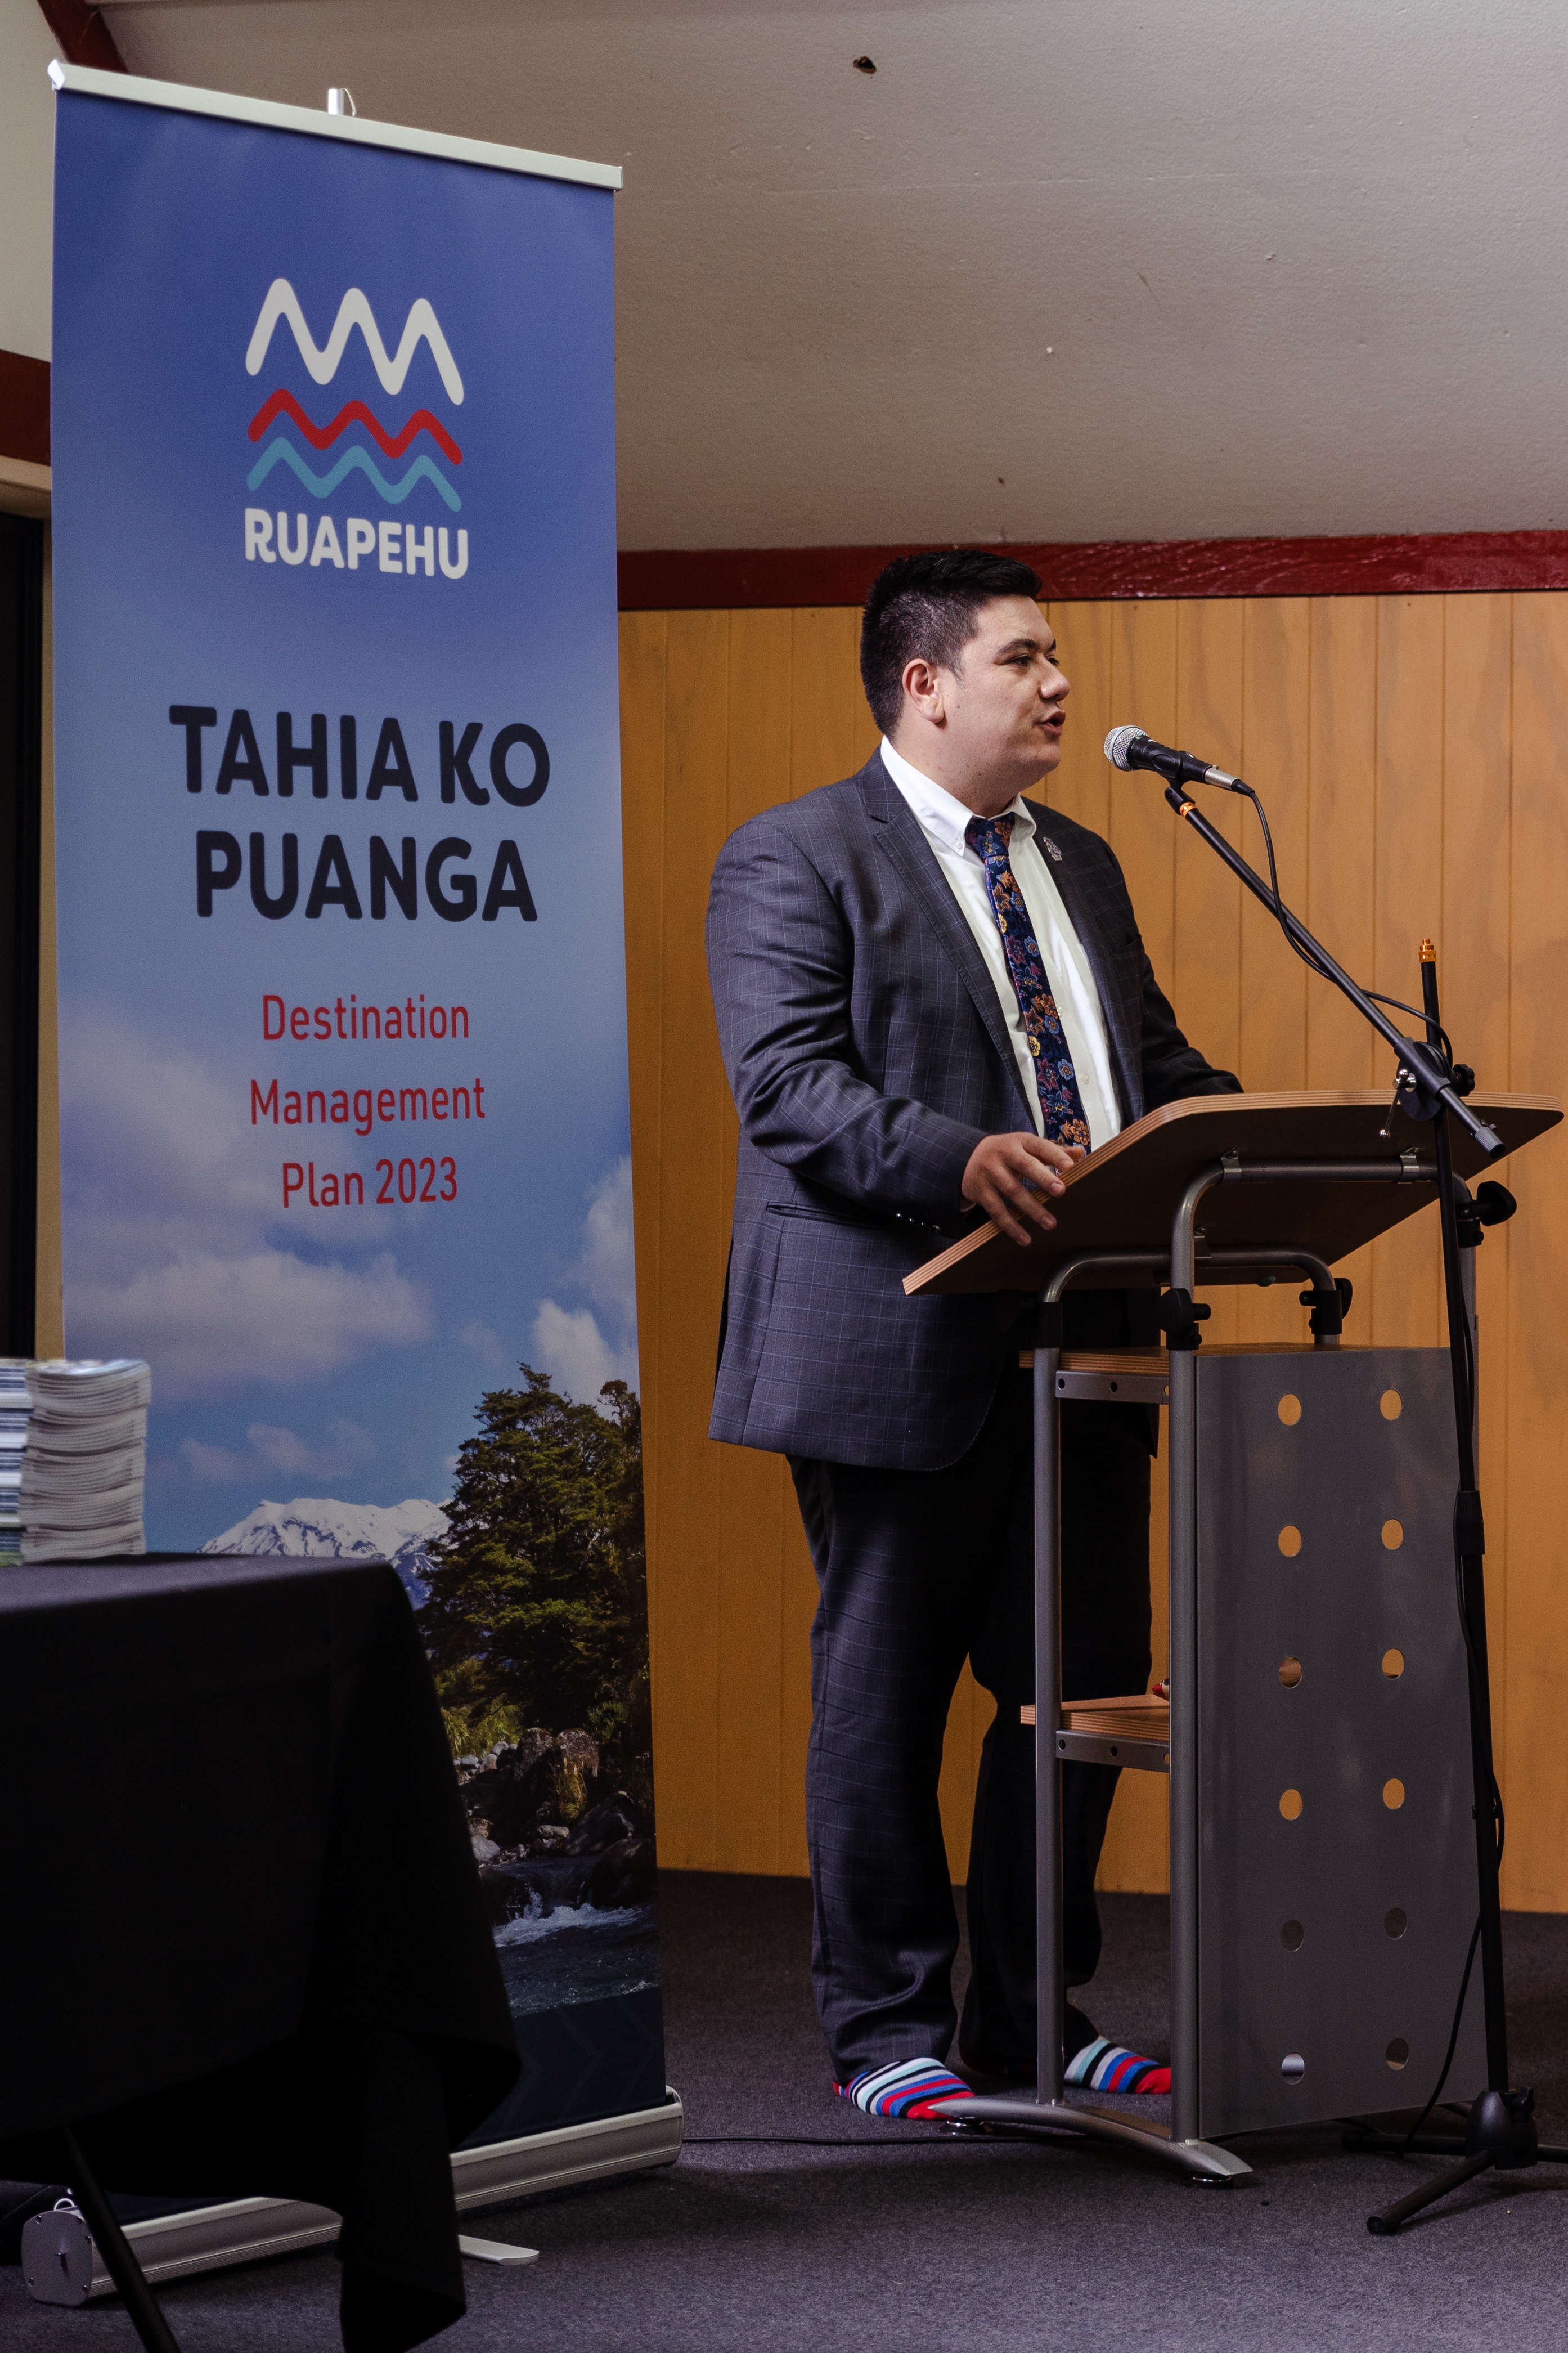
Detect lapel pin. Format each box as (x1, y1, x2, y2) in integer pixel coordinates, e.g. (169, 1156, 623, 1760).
(1041, 835, 1063, 863)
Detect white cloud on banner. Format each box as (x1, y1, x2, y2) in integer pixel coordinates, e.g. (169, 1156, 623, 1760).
(181, 1417, 378, 1485)
(529, 1157, 640, 1409)
(576, 1156, 638, 1326)
(249, 1418, 376, 1476)
(60, 1007, 429, 1400)
(76, 1251, 428, 1399)
(531, 1299, 637, 1405)
(460, 1318, 508, 1372)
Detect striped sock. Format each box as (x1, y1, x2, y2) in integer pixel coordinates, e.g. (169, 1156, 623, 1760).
(1064, 2037, 1171, 2095)
(836, 2056, 974, 2119)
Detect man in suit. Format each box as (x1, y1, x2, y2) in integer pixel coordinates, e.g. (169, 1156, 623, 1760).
(705, 549, 1240, 2117)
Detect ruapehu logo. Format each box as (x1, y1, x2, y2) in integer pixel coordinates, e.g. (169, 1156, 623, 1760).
(242, 279, 469, 582)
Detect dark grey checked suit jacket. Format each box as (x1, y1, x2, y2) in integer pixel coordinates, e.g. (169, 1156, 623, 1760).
(705, 751, 1240, 1471)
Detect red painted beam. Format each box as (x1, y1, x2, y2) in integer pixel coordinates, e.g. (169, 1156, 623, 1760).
(33, 0, 124, 71)
(0, 351, 50, 467)
(618, 532, 1568, 610)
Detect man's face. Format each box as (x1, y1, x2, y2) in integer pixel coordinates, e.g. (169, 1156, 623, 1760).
(938, 597, 1070, 782)
(895, 595, 1070, 806)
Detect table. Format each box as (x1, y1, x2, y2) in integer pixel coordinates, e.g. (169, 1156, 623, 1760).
(0, 1554, 519, 2351)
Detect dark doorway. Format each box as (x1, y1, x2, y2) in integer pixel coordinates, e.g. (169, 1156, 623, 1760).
(0, 512, 44, 1356)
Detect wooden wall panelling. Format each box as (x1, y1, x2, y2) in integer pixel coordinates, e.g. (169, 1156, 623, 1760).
(649, 610, 733, 1867)
(1305, 598, 1381, 1338)
(1500, 595, 1568, 1907)
(1304, 597, 1380, 1092)
(624, 590, 1568, 1912)
(1235, 597, 1313, 1346)
(1440, 594, 1514, 1807)
(1370, 596, 1446, 1353)
(788, 608, 860, 798)
(1107, 603, 1179, 993)
(1045, 599, 1113, 838)
(1172, 599, 1246, 1346)
(713, 610, 796, 1873)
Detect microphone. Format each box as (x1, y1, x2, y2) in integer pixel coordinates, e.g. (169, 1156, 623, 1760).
(1104, 725, 1244, 794)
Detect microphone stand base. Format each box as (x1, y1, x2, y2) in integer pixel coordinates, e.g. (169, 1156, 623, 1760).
(1349, 2090, 1568, 2234)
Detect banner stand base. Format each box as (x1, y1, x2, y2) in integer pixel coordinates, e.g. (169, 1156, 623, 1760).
(41, 2093, 682, 2306)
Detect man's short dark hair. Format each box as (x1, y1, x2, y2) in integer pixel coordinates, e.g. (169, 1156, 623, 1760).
(859, 548, 1045, 736)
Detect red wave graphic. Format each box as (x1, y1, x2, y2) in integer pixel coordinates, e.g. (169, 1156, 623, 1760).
(246, 387, 463, 464)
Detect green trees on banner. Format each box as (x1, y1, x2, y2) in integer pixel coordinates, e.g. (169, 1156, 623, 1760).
(424, 1366, 653, 1818)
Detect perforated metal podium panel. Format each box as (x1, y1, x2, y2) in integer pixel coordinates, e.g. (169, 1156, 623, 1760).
(1194, 1347, 1484, 2139)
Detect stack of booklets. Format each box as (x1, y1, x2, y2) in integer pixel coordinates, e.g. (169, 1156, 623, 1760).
(17, 1359, 151, 1563)
(0, 1362, 29, 1563)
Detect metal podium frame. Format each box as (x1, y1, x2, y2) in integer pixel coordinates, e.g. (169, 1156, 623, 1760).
(930, 1145, 1448, 2180)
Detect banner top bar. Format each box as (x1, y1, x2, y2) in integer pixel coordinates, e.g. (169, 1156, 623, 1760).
(47, 61, 623, 191)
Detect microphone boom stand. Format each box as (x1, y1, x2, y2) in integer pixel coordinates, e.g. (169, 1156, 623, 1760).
(1160, 776, 1568, 2233)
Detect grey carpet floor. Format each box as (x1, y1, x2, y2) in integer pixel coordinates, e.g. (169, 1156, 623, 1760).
(7, 1872, 1568, 2351)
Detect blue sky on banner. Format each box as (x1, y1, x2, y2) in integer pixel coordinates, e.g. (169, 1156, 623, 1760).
(51, 92, 630, 1547)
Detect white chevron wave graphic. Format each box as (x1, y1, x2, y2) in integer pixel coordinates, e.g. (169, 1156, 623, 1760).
(244, 279, 465, 404)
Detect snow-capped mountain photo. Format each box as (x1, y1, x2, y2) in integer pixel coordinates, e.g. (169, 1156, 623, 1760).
(202, 1496, 448, 1604)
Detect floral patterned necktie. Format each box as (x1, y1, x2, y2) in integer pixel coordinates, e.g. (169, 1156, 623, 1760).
(964, 813, 1091, 1149)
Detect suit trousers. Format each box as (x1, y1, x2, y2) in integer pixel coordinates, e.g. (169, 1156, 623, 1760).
(789, 1368, 1152, 2079)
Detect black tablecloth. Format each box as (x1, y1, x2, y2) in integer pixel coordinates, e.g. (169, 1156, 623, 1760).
(0, 1554, 519, 2350)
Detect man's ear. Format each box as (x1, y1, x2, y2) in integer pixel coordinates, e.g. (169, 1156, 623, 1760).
(902, 657, 947, 727)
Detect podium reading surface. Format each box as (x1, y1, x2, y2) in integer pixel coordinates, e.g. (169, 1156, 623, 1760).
(905, 1091, 1558, 1297)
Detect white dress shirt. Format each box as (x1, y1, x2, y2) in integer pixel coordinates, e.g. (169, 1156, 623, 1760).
(879, 735, 1122, 1151)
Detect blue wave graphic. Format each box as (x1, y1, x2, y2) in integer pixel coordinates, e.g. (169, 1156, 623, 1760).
(245, 436, 462, 512)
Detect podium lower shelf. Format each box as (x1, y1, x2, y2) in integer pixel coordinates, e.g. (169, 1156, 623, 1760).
(1020, 1693, 1171, 1773)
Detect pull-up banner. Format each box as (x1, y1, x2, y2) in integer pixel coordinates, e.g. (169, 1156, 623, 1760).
(50, 68, 664, 2152)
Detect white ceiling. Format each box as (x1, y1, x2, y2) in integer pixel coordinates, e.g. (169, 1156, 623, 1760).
(68, 0, 1568, 545)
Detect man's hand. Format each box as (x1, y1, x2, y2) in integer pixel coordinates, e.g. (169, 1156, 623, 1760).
(961, 1131, 1085, 1247)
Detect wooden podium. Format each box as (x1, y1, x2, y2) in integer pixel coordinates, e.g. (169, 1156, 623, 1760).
(904, 1090, 1560, 2179)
